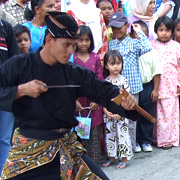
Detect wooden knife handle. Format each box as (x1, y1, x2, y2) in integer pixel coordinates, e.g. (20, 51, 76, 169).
(111, 89, 156, 123)
(134, 105, 156, 123)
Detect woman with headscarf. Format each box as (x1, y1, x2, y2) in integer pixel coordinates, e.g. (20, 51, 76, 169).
(128, 0, 157, 40)
(67, 0, 107, 61)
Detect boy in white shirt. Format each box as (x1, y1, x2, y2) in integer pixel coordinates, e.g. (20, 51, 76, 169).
(130, 20, 163, 152)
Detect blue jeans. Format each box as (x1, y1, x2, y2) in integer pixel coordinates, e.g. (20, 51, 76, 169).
(0, 111, 14, 174)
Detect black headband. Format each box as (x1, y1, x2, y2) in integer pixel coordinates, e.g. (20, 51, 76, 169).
(45, 11, 79, 39)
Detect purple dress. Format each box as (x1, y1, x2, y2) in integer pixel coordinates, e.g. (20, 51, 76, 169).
(74, 51, 104, 162)
(74, 52, 103, 128)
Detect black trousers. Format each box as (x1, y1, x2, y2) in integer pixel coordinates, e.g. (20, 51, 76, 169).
(136, 81, 155, 145)
(9, 153, 109, 180)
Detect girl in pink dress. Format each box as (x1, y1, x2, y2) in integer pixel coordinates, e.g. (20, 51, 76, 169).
(152, 16, 180, 149)
(74, 25, 104, 163)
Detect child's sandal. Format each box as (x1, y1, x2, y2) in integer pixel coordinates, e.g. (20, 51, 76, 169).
(116, 162, 127, 169)
(102, 160, 115, 167)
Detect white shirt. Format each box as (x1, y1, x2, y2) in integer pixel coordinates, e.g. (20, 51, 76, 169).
(139, 50, 163, 84)
(155, 1, 175, 18)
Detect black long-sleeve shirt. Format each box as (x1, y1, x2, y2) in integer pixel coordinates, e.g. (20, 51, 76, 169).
(0, 48, 138, 139)
(0, 19, 20, 64)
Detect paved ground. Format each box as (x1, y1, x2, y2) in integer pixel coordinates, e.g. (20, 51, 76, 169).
(101, 145, 180, 180)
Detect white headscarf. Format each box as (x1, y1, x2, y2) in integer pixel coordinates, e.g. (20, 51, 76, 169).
(132, 0, 158, 40)
(68, 0, 102, 53)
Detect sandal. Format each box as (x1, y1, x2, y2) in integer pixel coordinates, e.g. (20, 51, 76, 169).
(102, 160, 115, 167)
(116, 162, 127, 169)
(162, 145, 172, 150)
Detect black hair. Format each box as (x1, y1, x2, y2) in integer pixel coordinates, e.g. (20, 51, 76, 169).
(24, 0, 46, 21)
(174, 18, 180, 29)
(76, 25, 94, 53)
(0, 0, 8, 3)
(13, 25, 31, 40)
(103, 50, 123, 78)
(96, 0, 114, 9)
(154, 16, 174, 34)
(131, 20, 149, 35)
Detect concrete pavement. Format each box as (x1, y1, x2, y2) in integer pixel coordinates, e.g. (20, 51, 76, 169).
(102, 145, 180, 180)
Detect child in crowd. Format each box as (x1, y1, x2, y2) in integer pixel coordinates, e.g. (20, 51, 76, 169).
(102, 50, 132, 169)
(67, 0, 108, 62)
(96, 0, 115, 43)
(130, 20, 162, 152)
(152, 16, 180, 149)
(174, 18, 180, 43)
(108, 12, 152, 153)
(13, 25, 31, 54)
(74, 25, 103, 163)
(155, 0, 175, 18)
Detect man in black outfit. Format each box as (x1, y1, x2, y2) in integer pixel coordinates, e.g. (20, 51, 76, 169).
(0, 11, 138, 180)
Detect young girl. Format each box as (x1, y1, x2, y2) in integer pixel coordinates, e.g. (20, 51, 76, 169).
(152, 16, 180, 149)
(102, 50, 132, 169)
(174, 18, 180, 43)
(74, 25, 104, 163)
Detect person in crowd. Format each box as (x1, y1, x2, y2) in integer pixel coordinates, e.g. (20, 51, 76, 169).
(102, 50, 132, 168)
(121, 0, 133, 17)
(23, 0, 55, 52)
(67, 0, 107, 62)
(0, 6, 16, 26)
(96, 0, 115, 43)
(2, 0, 30, 24)
(155, 0, 162, 12)
(108, 12, 152, 153)
(74, 25, 103, 163)
(130, 20, 162, 152)
(172, 0, 180, 20)
(128, 0, 157, 40)
(152, 16, 180, 149)
(0, 11, 138, 180)
(173, 18, 180, 43)
(155, 0, 175, 18)
(115, 0, 124, 14)
(55, 0, 61, 11)
(0, 0, 20, 174)
(13, 25, 31, 53)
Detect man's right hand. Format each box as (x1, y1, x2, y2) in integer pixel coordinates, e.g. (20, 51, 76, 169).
(15, 79, 48, 99)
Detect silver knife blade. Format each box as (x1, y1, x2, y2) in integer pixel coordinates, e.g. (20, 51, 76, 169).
(43, 84, 81, 88)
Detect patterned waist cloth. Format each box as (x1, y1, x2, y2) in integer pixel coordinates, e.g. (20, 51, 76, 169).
(1, 129, 102, 180)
